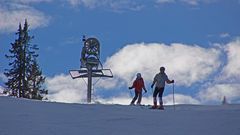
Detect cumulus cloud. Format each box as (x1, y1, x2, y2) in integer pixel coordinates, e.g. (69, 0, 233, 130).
(45, 70, 203, 105)
(197, 39, 240, 104)
(221, 39, 240, 80)
(96, 94, 133, 105)
(164, 94, 200, 105)
(84, 93, 200, 105)
(94, 93, 201, 105)
(198, 84, 240, 103)
(0, 86, 4, 94)
(45, 73, 130, 104)
(0, 1, 50, 33)
(44, 42, 222, 104)
(45, 39, 240, 105)
(45, 74, 87, 103)
(103, 43, 221, 88)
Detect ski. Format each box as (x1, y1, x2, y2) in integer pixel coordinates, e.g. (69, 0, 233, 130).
(149, 106, 164, 110)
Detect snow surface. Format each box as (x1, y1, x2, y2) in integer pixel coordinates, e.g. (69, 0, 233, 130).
(0, 96, 240, 135)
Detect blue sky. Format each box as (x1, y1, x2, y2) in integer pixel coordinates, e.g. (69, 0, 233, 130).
(1, 0, 240, 105)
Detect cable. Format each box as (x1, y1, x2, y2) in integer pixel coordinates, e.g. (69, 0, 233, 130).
(92, 77, 102, 86)
(81, 78, 88, 87)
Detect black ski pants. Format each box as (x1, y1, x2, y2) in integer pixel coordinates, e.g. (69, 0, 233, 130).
(153, 87, 165, 98)
(131, 90, 142, 104)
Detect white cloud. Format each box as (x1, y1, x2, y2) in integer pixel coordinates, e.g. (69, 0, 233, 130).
(0, 86, 4, 94)
(45, 74, 87, 103)
(88, 93, 200, 105)
(103, 43, 221, 88)
(220, 33, 230, 38)
(0, 2, 50, 33)
(66, 0, 144, 11)
(221, 39, 240, 80)
(96, 94, 132, 105)
(181, 0, 219, 5)
(198, 84, 240, 103)
(109, 1, 144, 12)
(164, 94, 200, 105)
(156, 0, 218, 6)
(198, 39, 240, 104)
(44, 39, 239, 105)
(67, 0, 99, 8)
(181, 0, 199, 5)
(45, 73, 126, 103)
(45, 73, 133, 104)
(156, 0, 176, 4)
(45, 73, 202, 105)
(5, 0, 52, 4)
(95, 93, 200, 105)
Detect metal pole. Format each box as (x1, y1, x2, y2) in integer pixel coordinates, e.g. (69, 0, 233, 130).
(129, 90, 133, 97)
(173, 83, 175, 111)
(87, 65, 92, 103)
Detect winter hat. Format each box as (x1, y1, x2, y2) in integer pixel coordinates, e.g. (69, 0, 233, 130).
(136, 73, 141, 78)
(160, 67, 165, 71)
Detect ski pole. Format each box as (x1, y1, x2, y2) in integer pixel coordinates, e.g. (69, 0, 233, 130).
(151, 87, 153, 95)
(129, 89, 133, 97)
(173, 82, 175, 111)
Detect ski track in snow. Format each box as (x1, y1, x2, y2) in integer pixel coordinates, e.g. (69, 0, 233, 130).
(0, 96, 240, 135)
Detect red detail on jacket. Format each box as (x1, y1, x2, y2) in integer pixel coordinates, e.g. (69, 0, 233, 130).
(132, 78, 145, 92)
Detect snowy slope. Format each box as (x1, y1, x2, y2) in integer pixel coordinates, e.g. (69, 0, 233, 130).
(0, 96, 240, 135)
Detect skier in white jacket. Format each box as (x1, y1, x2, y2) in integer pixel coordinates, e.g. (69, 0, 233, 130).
(151, 67, 174, 109)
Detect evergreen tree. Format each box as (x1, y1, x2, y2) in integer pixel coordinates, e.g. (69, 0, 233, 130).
(27, 60, 46, 100)
(5, 19, 46, 99)
(4, 40, 20, 97)
(5, 23, 26, 97)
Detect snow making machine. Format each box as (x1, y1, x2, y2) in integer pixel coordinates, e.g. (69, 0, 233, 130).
(69, 36, 113, 103)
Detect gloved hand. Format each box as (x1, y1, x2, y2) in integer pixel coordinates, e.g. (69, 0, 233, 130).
(128, 87, 132, 89)
(171, 80, 174, 83)
(151, 84, 154, 88)
(144, 90, 147, 93)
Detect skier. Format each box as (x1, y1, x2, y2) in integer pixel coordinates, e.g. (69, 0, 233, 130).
(151, 67, 174, 109)
(129, 73, 147, 105)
